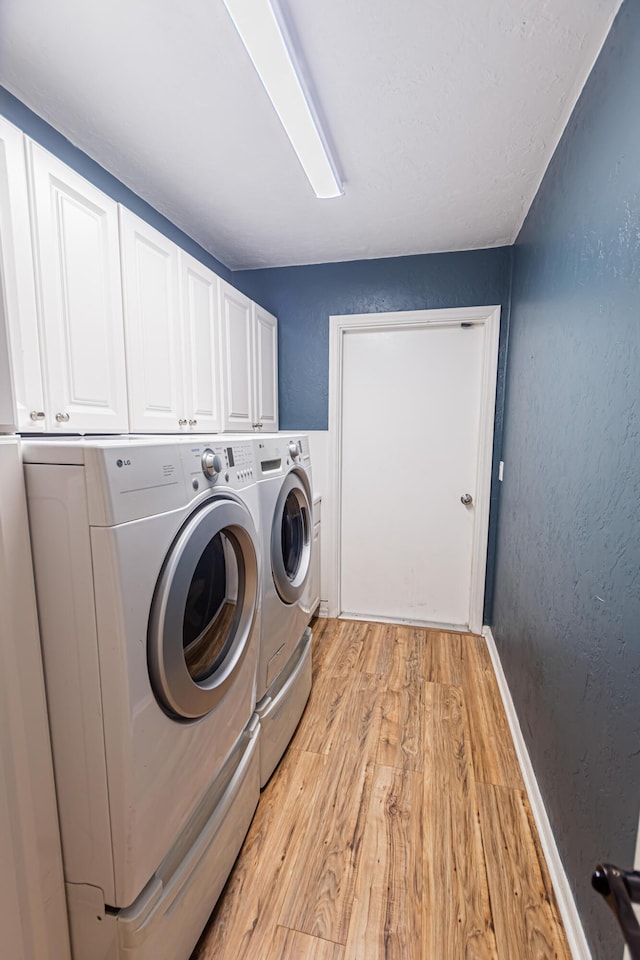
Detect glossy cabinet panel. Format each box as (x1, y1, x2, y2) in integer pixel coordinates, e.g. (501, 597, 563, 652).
(28, 143, 128, 432)
(120, 208, 182, 432)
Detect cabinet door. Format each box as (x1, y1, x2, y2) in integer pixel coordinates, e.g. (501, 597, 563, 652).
(253, 304, 278, 431)
(28, 142, 128, 433)
(0, 120, 43, 431)
(179, 252, 221, 433)
(120, 208, 183, 433)
(219, 280, 254, 432)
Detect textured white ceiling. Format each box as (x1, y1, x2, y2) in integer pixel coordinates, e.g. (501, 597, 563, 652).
(0, 0, 621, 270)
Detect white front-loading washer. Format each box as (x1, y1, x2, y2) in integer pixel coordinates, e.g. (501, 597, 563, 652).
(23, 435, 261, 960)
(252, 434, 314, 787)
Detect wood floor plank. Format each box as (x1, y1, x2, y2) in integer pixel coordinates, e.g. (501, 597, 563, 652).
(422, 682, 498, 959)
(477, 783, 572, 960)
(377, 684, 424, 771)
(320, 618, 367, 677)
(310, 617, 340, 683)
(460, 633, 524, 789)
(265, 927, 344, 960)
(344, 763, 423, 960)
(385, 625, 425, 691)
(192, 748, 326, 960)
(278, 675, 382, 943)
(289, 672, 350, 756)
(377, 624, 464, 772)
(422, 628, 463, 685)
(357, 621, 396, 675)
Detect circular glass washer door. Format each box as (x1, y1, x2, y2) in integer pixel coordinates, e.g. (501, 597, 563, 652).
(271, 472, 312, 605)
(148, 497, 259, 720)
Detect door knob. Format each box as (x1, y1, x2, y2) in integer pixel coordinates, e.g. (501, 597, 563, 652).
(460, 493, 473, 505)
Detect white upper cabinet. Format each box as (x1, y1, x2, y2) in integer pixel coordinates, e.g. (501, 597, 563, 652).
(120, 216, 224, 435)
(0, 128, 277, 437)
(253, 303, 278, 431)
(219, 280, 278, 432)
(179, 251, 221, 433)
(0, 118, 43, 431)
(27, 142, 128, 433)
(219, 280, 254, 431)
(119, 208, 183, 433)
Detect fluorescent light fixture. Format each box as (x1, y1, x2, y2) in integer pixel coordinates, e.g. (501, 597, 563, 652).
(222, 0, 343, 199)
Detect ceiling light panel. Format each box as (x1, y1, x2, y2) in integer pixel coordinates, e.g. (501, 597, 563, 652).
(222, 0, 343, 199)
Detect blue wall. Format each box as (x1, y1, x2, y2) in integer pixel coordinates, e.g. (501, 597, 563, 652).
(235, 249, 511, 431)
(236, 249, 513, 620)
(0, 87, 233, 284)
(492, 3, 640, 956)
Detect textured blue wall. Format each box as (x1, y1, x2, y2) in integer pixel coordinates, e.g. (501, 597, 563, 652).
(235, 249, 511, 430)
(236, 249, 513, 621)
(492, 3, 640, 957)
(0, 87, 233, 283)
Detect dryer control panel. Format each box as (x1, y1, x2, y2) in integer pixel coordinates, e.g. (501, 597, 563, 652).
(255, 434, 311, 478)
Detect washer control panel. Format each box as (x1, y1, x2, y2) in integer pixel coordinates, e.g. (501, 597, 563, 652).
(180, 440, 256, 491)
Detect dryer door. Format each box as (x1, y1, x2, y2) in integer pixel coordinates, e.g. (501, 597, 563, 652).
(148, 497, 259, 719)
(271, 472, 312, 604)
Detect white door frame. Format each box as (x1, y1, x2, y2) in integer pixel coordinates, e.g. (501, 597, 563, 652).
(327, 305, 501, 635)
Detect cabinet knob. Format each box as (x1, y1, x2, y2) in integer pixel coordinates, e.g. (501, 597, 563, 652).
(189, 419, 197, 426)
(30, 410, 46, 421)
(55, 412, 70, 423)
(178, 419, 188, 426)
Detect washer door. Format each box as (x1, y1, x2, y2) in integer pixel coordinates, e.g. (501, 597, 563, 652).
(148, 497, 259, 720)
(271, 472, 312, 604)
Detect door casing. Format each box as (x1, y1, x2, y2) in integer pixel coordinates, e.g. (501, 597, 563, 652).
(327, 305, 501, 635)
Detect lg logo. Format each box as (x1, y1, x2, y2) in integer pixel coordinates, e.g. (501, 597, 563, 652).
(116, 458, 132, 468)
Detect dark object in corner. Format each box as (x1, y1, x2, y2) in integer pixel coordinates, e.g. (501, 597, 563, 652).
(592, 862, 640, 959)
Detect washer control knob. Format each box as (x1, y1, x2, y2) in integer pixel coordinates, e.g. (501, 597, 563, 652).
(288, 441, 300, 460)
(202, 449, 222, 479)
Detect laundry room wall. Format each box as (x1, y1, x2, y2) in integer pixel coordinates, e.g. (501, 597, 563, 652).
(234, 248, 512, 431)
(491, 2, 640, 957)
(235, 246, 513, 620)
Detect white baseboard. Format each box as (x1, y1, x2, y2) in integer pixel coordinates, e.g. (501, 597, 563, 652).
(318, 600, 329, 619)
(482, 626, 592, 960)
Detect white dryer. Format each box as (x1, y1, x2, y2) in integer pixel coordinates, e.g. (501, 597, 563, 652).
(23, 435, 261, 960)
(253, 434, 314, 787)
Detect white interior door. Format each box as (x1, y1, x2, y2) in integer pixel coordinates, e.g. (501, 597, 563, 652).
(340, 319, 487, 629)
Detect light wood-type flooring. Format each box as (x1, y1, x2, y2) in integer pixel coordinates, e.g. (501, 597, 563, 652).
(192, 618, 571, 960)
